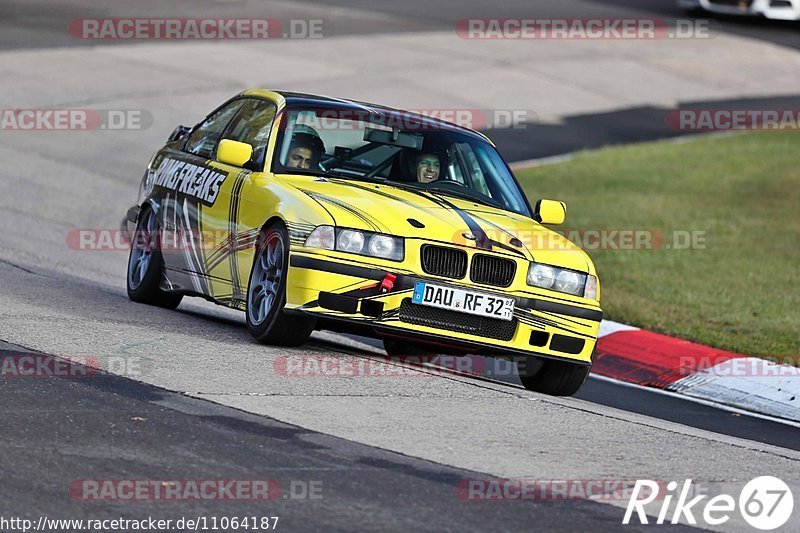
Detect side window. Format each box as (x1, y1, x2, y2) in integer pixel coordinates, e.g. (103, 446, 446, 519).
(223, 99, 278, 166)
(184, 101, 244, 159)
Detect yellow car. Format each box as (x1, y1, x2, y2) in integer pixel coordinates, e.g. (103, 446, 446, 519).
(126, 90, 602, 396)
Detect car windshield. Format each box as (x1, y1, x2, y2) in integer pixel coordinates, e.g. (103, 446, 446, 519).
(271, 104, 531, 217)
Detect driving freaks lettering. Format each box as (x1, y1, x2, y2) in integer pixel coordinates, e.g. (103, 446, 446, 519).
(152, 158, 227, 206)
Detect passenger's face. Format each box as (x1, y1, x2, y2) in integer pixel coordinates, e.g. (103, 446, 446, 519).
(287, 147, 314, 169)
(417, 155, 440, 183)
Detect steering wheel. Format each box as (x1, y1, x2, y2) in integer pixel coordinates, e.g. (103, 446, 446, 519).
(428, 178, 466, 188)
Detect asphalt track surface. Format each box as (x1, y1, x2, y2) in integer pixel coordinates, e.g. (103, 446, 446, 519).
(1, 1, 799, 531)
(3, 0, 799, 161)
(3, 0, 800, 50)
(343, 333, 800, 452)
(2, 260, 799, 531)
(3, 344, 670, 532)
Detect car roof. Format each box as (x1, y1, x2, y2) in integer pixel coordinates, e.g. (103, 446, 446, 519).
(241, 89, 493, 145)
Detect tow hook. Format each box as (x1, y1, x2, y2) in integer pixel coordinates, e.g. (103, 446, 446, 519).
(380, 273, 397, 294)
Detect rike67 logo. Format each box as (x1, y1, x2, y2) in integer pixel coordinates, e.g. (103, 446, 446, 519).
(624, 477, 794, 530)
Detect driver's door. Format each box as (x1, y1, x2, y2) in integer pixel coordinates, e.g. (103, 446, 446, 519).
(196, 97, 278, 309)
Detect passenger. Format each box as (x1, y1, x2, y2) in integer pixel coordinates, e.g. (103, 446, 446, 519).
(415, 152, 441, 183)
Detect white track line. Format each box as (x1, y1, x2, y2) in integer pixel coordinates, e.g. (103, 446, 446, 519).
(590, 373, 800, 429)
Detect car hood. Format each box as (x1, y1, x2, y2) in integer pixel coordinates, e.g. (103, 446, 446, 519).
(278, 174, 592, 273)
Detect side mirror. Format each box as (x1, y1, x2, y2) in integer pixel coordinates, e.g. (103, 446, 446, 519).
(534, 199, 566, 225)
(218, 139, 254, 167)
(168, 125, 191, 142)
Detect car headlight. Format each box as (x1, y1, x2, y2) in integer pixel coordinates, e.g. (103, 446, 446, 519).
(528, 264, 557, 288)
(527, 262, 594, 298)
(584, 275, 598, 300)
(304, 226, 404, 261)
(337, 229, 365, 253)
(305, 226, 334, 250)
(368, 234, 398, 259)
(555, 270, 581, 295)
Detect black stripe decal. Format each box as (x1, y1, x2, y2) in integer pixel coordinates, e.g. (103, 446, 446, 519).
(421, 192, 528, 258)
(470, 213, 532, 259)
(227, 169, 250, 301)
(298, 189, 384, 232)
(520, 299, 602, 322)
(325, 179, 458, 226)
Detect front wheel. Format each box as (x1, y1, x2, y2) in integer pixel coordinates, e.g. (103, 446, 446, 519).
(246, 222, 316, 346)
(518, 357, 591, 396)
(126, 207, 183, 309)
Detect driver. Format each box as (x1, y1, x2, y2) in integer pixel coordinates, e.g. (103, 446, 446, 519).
(416, 152, 442, 183)
(285, 125, 326, 170)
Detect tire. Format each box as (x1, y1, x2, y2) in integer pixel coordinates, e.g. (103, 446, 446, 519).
(246, 221, 316, 346)
(518, 357, 591, 396)
(126, 207, 183, 310)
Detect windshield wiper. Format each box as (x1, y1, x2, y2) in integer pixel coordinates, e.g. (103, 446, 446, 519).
(425, 187, 504, 210)
(323, 176, 500, 210)
(279, 168, 327, 177)
(323, 175, 442, 201)
(278, 168, 371, 181)
(282, 169, 502, 209)
(323, 171, 386, 184)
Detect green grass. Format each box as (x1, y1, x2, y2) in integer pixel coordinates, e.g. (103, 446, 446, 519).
(515, 131, 800, 363)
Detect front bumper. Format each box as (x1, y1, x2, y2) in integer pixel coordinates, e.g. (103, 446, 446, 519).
(287, 252, 602, 364)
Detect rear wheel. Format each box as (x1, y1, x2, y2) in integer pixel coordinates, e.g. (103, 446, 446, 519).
(126, 207, 183, 309)
(518, 357, 591, 396)
(246, 222, 316, 346)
